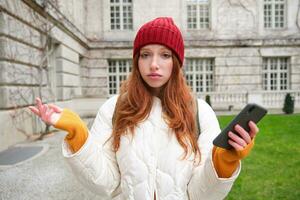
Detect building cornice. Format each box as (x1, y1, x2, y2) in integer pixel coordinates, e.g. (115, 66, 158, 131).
(14, 1, 300, 51)
(88, 38, 300, 50)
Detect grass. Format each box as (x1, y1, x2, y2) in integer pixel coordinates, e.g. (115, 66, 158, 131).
(217, 113, 300, 200)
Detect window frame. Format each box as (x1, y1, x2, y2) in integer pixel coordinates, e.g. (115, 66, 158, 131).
(110, 0, 133, 30)
(186, 0, 211, 30)
(107, 59, 132, 95)
(263, 0, 287, 29)
(262, 57, 290, 91)
(184, 58, 215, 93)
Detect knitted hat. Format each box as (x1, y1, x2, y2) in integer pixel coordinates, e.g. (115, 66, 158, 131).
(133, 17, 184, 65)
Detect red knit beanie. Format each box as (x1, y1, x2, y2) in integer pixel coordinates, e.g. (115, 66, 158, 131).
(133, 17, 184, 65)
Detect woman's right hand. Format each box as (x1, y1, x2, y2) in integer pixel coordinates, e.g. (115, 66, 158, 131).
(29, 97, 63, 126)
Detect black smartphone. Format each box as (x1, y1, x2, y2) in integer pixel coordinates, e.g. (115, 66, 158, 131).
(213, 103, 268, 150)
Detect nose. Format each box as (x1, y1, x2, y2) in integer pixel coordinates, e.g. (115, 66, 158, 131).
(150, 56, 159, 71)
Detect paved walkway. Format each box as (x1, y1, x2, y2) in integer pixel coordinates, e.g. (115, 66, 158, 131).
(0, 132, 99, 200)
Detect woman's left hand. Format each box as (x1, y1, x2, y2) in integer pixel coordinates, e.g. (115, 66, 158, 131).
(228, 121, 259, 151)
(212, 121, 259, 178)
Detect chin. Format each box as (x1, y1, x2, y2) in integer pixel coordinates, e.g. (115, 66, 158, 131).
(147, 83, 164, 88)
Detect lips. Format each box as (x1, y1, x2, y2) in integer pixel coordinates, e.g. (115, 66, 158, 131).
(147, 73, 162, 80)
(148, 73, 162, 77)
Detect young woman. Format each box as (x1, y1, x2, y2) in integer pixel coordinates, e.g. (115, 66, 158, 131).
(29, 17, 259, 200)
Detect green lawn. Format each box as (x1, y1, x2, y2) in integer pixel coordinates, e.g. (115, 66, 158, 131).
(217, 114, 300, 200)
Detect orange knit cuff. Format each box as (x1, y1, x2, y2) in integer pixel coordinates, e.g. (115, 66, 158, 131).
(212, 139, 255, 178)
(54, 109, 88, 153)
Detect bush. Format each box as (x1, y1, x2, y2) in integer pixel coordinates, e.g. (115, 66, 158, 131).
(205, 95, 211, 106)
(283, 93, 294, 114)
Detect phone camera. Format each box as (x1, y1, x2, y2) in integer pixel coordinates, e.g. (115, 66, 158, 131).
(248, 106, 255, 113)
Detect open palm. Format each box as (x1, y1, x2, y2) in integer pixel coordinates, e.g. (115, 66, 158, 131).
(28, 97, 62, 126)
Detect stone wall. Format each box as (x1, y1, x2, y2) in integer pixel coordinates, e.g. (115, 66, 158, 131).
(0, 0, 94, 151)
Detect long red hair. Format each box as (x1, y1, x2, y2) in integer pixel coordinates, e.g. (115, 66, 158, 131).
(111, 53, 200, 162)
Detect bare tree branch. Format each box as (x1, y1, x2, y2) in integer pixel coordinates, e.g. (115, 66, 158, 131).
(7, 0, 63, 140)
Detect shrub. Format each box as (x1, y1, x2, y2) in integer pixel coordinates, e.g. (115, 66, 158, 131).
(205, 95, 211, 106)
(283, 93, 294, 114)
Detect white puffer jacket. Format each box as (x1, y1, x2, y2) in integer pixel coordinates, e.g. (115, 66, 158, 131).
(62, 95, 240, 200)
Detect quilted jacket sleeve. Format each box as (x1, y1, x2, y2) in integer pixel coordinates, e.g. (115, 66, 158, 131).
(187, 99, 241, 200)
(62, 96, 121, 199)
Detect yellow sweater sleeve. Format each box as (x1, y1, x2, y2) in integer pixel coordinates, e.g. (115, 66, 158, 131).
(54, 109, 88, 153)
(212, 140, 254, 178)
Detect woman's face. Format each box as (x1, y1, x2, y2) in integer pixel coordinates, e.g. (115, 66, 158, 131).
(138, 44, 173, 95)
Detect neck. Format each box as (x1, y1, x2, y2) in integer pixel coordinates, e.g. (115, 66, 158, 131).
(151, 87, 161, 97)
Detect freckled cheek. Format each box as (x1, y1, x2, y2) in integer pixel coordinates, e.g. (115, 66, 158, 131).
(166, 70, 173, 79)
(138, 60, 150, 70)
(166, 62, 173, 77)
(138, 61, 147, 75)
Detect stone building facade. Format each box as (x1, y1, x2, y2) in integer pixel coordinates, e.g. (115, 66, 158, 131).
(0, 0, 299, 150)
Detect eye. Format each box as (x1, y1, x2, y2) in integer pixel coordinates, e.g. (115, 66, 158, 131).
(140, 52, 149, 59)
(162, 52, 172, 59)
